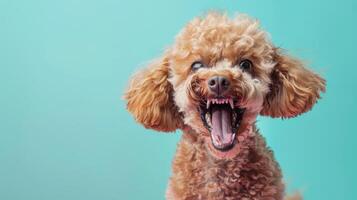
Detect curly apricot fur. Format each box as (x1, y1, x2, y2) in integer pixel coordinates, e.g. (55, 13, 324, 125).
(125, 56, 183, 132)
(260, 49, 326, 118)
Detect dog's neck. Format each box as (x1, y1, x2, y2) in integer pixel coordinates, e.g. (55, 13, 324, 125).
(172, 124, 283, 200)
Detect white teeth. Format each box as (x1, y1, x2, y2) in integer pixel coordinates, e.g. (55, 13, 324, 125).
(212, 134, 219, 144)
(206, 98, 234, 108)
(205, 112, 212, 126)
(229, 99, 234, 109)
(232, 112, 237, 124)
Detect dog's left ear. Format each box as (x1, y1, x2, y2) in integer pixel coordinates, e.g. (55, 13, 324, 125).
(260, 49, 326, 118)
(125, 54, 182, 132)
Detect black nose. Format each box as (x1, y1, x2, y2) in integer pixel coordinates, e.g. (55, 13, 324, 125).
(207, 76, 230, 95)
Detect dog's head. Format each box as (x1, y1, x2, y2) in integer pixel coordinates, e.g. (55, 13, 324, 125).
(125, 13, 325, 159)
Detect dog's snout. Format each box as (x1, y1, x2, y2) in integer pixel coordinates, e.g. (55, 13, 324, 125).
(207, 76, 230, 95)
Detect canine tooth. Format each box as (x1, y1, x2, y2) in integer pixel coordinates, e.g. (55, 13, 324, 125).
(205, 113, 212, 126)
(231, 133, 235, 141)
(207, 99, 211, 109)
(229, 99, 234, 109)
(212, 134, 219, 144)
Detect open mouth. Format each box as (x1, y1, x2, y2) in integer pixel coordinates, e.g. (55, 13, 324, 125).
(199, 97, 245, 152)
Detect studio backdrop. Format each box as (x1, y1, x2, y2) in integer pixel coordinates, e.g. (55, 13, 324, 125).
(1, 0, 356, 200)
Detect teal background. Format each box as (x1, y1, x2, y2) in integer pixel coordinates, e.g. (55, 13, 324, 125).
(1, 0, 356, 199)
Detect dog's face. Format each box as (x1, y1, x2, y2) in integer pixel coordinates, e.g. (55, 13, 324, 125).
(125, 13, 325, 159)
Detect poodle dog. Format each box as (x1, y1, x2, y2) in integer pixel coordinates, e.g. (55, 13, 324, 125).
(125, 13, 325, 200)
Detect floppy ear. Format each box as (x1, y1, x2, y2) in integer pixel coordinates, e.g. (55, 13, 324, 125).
(124, 55, 182, 132)
(260, 49, 326, 118)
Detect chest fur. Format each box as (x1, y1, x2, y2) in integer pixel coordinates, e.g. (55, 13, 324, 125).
(167, 132, 284, 200)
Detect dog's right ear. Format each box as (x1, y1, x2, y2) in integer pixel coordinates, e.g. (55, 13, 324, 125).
(124, 54, 182, 132)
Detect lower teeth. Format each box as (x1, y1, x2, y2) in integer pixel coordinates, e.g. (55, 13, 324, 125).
(205, 111, 238, 128)
(232, 112, 237, 126)
(205, 113, 212, 127)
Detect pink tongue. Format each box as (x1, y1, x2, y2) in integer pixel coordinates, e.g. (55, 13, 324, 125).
(211, 108, 233, 147)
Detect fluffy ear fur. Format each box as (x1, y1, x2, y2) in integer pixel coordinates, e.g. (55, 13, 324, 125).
(261, 49, 326, 118)
(125, 55, 182, 132)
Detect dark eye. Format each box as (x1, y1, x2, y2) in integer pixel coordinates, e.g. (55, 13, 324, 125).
(239, 59, 253, 72)
(191, 61, 205, 71)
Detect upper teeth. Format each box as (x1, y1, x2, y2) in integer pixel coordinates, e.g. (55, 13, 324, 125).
(207, 98, 234, 109)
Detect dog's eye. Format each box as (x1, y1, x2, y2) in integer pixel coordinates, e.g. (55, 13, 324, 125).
(191, 61, 205, 72)
(239, 59, 253, 72)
